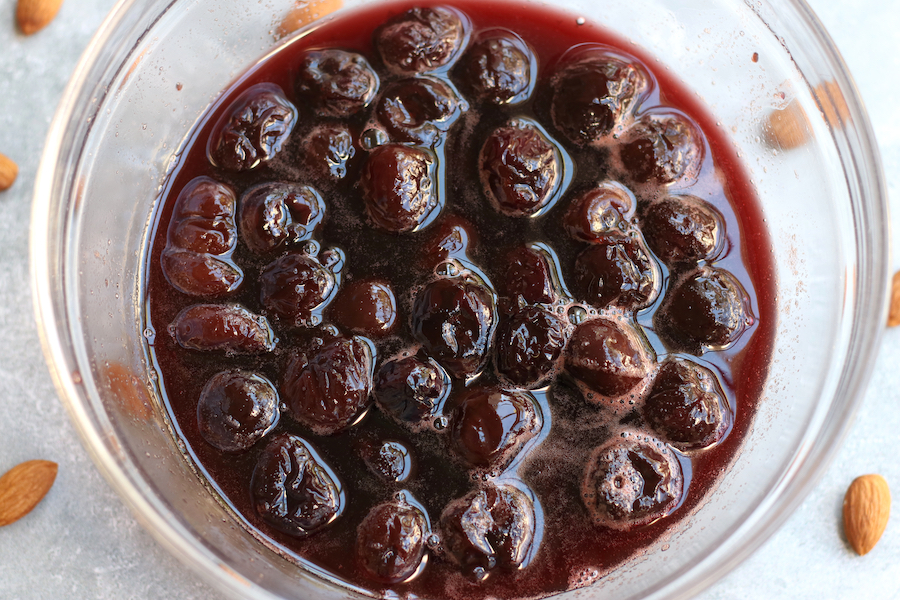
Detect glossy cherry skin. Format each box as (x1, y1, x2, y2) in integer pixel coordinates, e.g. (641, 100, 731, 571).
(455, 29, 535, 105)
(375, 6, 468, 74)
(361, 144, 440, 233)
(259, 252, 337, 327)
(356, 501, 428, 583)
(197, 370, 279, 453)
(573, 232, 660, 311)
(639, 194, 724, 266)
(619, 110, 704, 184)
(295, 49, 379, 117)
(374, 355, 449, 425)
(300, 123, 359, 182)
(169, 303, 276, 354)
(563, 181, 636, 242)
(495, 306, 568, 388)
(330, 279, 398, 337)
(565, 318, 654, 399)
(376, 76, 466, 145)
(239, 182, 325, 254)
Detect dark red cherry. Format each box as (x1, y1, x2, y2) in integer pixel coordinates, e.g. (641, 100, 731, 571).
(330, 279, 398, 337)
(356, 500, 428, 583)
(455, 30, 535, 105)
(361, 144, 440, 233)
(619, 110, 704, 184)
(376, 76, 466, 145)
(640, 195, 724, 266)
(208, 83, 297, 171)
(295, 49, 379, 117)
(300, 123, 359, 182)
(259, 252, 338, 327)
(424, 217, 474, 265)
(441, 483, 537, 578)
(642, 358, 732, 451)
(281, 335, 374, 435)
(169, 303, 276, 354)
(654, 266, 752, 354)
(480, 119, 563, 217)
(551, 46, 649, 145)
(411, 276, 496, 378)
(360, 439, 414, 482)
(495, 307, 568, 388)
(565, 318, 653, 399)
(501, 245, 558, 304)
(239, 182, 325, 254)
(251, 434, 345, 537)
(197, 370, 279, 453)
(375, 6, 467, 74)
(563, 182, 636, 242)
(573, 233, 660, 311)
(581, 430, 684, 530)
(449, 386, 542, 471)
(374, 355, 449, 425)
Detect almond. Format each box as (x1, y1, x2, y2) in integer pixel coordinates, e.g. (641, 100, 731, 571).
(0, 460, 58, 527)
(16, 0, 65, 35)
(888, 271, 900, 327)
(762, 99, 810, 150)
(0, 153, 18, 191)
(843, 474, 891, 556)
(277, 0, 342, 38)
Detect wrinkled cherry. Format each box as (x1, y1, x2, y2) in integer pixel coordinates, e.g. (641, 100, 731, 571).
(501, 245, 559, 304)
(581, 430, 684, 530)
(654, 266, 752, 354)
(424, 217, 474, 266)
(375, 6, 467, 74)
(480, 119, 563, 217)
(551, 46, 649, 145)
(357, 500, 428, 584)
(374, 355, 449, 425)
(330, 279, 398, 337)
(619, 110, 704, 184)
(573, 233, 660, 311)
(441, 483, 537, 578)
(455, 30, 535, 105)
(563, 181, 636, 242)
(411, 275, 496, 378)
(361, 144, 440, 233)
(251, 433, 345, 537)
(300, 124, 359, 182)
(376, 76, 466, 145)
(239, 182, 325, 254)
(169, 303, 276, 354)
(450, 386, 542, 471)
(640, 195, 724, 266)
(208, 83, 297, 171)
(360, 439, 414, 482)
(295, 49, 379, 117)
(281, 335, 374, 435)
(197, 370, 279, 453)
(495, 306, 568, 388)
(259, 251, 338, 327)
(642, 358, 731, 451)
(566, 318, 654, 399)
(161, 177, 243, 297)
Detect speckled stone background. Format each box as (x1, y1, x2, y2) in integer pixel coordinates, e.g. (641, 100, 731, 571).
(1, 0, 899, 598)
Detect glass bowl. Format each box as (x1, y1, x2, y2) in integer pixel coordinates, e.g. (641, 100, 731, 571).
(30, 0, 888, 598)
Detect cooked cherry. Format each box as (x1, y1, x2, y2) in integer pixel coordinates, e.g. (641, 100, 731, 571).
(360, 439, 414, 482)
(573, 232, 660, 311)
(550, 46, 649, 146)
(563, 182, 636, 242)
(640, 195, 724, 266)
(619, 110, 704, 184)
(361, 144, 440, 233)
(197, 370, 279, 453)
(480, 119, 563, 217)
(449, 386, 542, 471)
(295, 49, 379, 117)
(581, 430, 684, 530)
(208, 83, 297, 171)
(642, 358, 731, 451)
(376, 76, 466, 146)
(495, 306, 568, 388)
(374, 355, 449, 425)
(501, 245, 559, 304)
(565, 318, 654, 399)
(411, 275, 496, 378)
(455, 29, 534, 105)
(251, 433, 345, 537)
(375, 6, 467, 74)
(330, 279, 398, 337)
(259, 251, 338, 327)
(162, 177, 243, 297)
(169, 303, 276, 354)
(424, 217, 474, 265)
(239, 182, 325, 254)
(300, 123, 359, 182)
(281, 335, 374, 435)
(357, 500, 428, 584)
(654, 266, 752, 354)
(441, 483, 537, 578)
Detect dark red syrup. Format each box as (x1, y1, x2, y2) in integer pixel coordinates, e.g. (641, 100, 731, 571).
(144, 1, 777, 598)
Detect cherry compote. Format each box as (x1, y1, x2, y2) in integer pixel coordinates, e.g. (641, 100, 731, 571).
(145, 1, 776, 598)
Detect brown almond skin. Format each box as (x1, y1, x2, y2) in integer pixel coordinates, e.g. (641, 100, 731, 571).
(0, 460, 58, 527)
(888, 271, 900, 327)
(16, 0, 65, 35)
(0, 153, 18, 191)
(843, 474, 891, 556)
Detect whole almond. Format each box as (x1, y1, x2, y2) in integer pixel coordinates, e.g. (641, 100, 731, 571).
(843, 474, 891, 556)
(0, 460, 58, 526)
(16, 0, 65, 35)
(0, 153, 18, 191)
(888, 271, 900, 327)
(277, 0, 342, 38)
